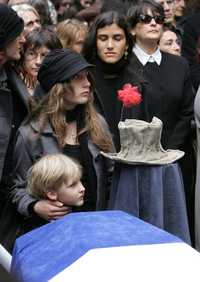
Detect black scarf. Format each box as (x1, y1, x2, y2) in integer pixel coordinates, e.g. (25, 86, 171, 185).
(65, 106, 97, 211)
(65, 105, 82, 123)
(95, 57, 128, 76)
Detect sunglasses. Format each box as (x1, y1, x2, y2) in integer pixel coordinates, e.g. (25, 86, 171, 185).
(138, 14, 164, 24)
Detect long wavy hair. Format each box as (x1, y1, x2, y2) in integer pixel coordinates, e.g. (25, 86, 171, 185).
(29, 76, 113, 152)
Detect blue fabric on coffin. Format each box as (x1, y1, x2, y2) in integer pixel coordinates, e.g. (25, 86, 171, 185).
(109, 163, 191, 244)
(11, 211, 181, 282)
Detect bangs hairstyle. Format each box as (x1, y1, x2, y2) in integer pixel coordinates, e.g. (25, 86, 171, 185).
(16, 28, 62, 91)
(24, 27, 62, 53)
(57, 19, 88, 49)
(82, 11, 134, 63)
(27, 154, 82, 199)
(127, 0, 165, 28)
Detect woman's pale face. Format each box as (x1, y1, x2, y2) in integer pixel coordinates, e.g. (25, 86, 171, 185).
(4, 33, 25, 61)
(96, 23, 127, 64)
(159, 30, 181, 56)
(154, 0, 175, 24)
(132, 9, 163, 48)
(174, 0, 185, 17)
(19, 10, 41, 36)
(64, 69, 91, 109)
(24, 46, 50, 78)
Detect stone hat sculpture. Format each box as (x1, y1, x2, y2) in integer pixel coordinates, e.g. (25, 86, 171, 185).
(101, 117, 184, 165)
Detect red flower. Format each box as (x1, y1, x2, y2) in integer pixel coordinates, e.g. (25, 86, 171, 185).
(118, 83, 142, 107)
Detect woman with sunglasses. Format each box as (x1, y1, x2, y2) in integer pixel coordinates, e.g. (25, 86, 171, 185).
(127, 0, 194, 150)
(128, 0, 194, 242)
(83, 11, 144, 150)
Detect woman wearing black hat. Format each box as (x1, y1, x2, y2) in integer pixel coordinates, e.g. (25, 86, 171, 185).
(4, 49, 114, 247)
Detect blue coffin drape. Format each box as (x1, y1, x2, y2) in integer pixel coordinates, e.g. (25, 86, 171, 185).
(11, 211, 181, 282)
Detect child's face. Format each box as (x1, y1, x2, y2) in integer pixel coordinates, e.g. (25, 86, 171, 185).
(55, 181, 85, 207)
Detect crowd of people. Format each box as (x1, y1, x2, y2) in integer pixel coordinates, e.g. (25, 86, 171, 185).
(0, 0, 199, 260)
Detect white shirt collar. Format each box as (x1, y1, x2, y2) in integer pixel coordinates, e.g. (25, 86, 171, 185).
(133, 44, 162, 66)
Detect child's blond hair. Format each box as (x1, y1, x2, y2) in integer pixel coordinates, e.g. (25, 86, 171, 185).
(27, 154, 82, 199)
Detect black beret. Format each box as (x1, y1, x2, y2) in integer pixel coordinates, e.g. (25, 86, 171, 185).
(0, 4, 24, 49)
(37, 49, 93, 93)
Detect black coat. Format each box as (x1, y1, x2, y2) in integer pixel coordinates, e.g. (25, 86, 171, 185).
(10, 117, 113, 216)
(0, 65, 29, 252)
(0, 65, 29, 181)
(131, 52, 194, 150)
(0, 116, 113, 252)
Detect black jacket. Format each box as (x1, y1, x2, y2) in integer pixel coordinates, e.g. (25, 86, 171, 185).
(131, 52, 195, 149)
(10, 117, 113, 217)
(0, 115, 113, 252)
(0, 64, 29, 183)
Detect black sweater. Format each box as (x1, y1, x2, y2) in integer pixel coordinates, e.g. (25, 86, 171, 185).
(92, 58, 144, 150)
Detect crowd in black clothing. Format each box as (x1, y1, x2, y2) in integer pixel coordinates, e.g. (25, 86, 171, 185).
(0, 0, 200, 267)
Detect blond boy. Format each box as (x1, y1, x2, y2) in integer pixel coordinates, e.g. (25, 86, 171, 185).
(27, 154, 85, 208)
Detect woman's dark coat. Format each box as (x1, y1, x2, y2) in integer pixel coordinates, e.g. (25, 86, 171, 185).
(10, 116, 113, 216)
(0, 65, 29, 181)
(0, 114, 113, 252)
(131, 51, 194, 150)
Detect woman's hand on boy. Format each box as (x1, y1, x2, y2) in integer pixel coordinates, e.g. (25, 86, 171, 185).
(33, 199, 71, 221)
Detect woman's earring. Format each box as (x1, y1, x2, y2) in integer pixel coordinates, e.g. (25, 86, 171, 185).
(124, 49, 128, 60)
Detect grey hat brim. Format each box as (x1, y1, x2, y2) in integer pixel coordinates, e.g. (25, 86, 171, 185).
(101, 149, 185, 165)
